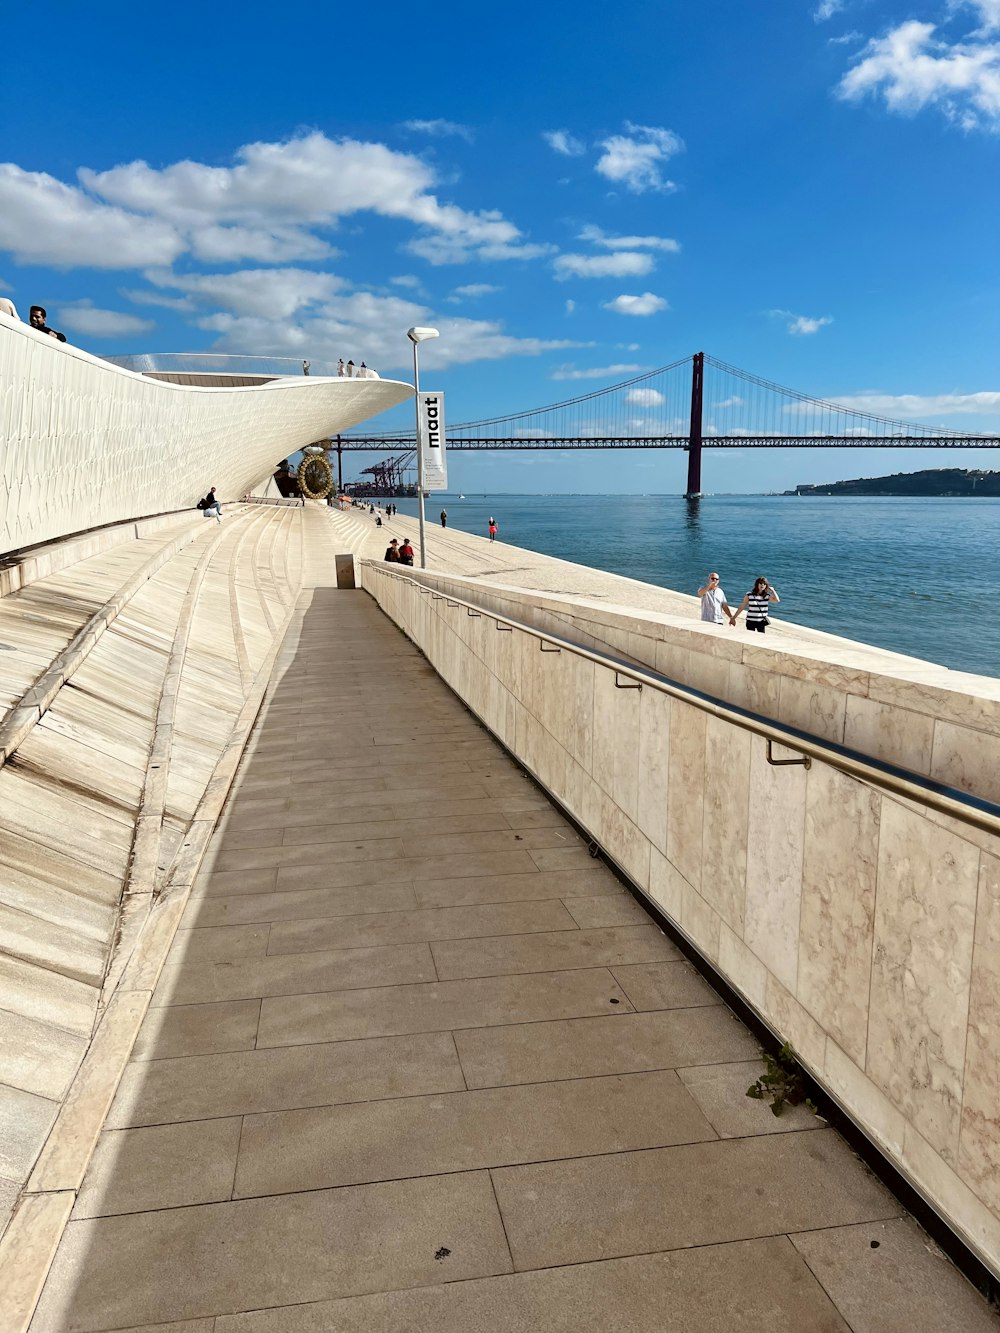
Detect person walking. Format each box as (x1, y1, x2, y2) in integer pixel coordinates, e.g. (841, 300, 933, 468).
(384, 538, 400, 562)
(697, 571, 734, 626)
(398, 538, 415, 566)
(440, 509, 448, 528)
(488, 517, 498, 542)
(731, 576, 779, 632)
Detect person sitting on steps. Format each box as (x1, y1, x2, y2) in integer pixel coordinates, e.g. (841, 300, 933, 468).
(198, 487, 223, 521)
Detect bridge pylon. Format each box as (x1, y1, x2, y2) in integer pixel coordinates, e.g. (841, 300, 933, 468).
(685, 351, 704, 499)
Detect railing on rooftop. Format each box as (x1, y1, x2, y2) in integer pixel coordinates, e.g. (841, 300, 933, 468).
(104, 353, 358, 378)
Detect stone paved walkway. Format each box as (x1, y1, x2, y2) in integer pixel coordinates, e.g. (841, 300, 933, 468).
(30, 588, 999, 1331)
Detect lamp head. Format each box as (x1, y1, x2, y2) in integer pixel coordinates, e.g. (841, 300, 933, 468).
(407, 326, 440, 344)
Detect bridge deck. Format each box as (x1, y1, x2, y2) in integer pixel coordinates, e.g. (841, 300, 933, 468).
(28, 584, 997, 1331)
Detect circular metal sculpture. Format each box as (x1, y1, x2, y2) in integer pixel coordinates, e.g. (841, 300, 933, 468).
(297, 452, 333, 500)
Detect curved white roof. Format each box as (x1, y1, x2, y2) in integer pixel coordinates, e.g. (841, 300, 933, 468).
(0, 315, 412, 553)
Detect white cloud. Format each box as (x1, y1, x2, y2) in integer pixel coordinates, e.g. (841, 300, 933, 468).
(551, 363, 643, 380)
(390, 275, 423, 289)
(791, 314, 833, 335)
(815, 389, 1000, 415)
(0, 164, 183, 268)
(147, 267, 344, 319)
(189, 224, 334, 264)
(554, 251, 654, 280)
(543, 130, 586, 156)
(769, 308, 833, 335)
(713, 395, 745, 409)
(595, 123, 683, 193)
(578, 224, 680, 252)
(446, 283, 501, 302)
(144, 268, 583, 371)
(814, 0, 844, 20)
(837, 19, 1000, 130)
(0, 131, 545, 273)
(122, 288, 194, 312)
(958, 0, 1000, 32)
(407, 234, 553, 265)
(626, 388, 665, 406)
(401, 118, 474, 141)
(603, 292, 669, 316)
(56, 301, 155, 337)
(565, 299, 576, 314)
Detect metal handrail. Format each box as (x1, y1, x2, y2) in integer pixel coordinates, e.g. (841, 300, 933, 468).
(365, 562, 1000, 839)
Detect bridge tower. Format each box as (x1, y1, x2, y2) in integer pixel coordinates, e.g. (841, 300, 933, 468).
(685, 351, 704, 499)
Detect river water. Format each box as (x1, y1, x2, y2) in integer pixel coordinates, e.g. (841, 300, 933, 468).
(390, 494, 1000, 679)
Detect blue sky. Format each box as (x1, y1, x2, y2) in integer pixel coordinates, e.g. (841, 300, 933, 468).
(3, 0, 999, 493)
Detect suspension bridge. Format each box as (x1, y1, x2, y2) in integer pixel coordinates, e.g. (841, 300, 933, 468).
(333, 352, 1000, 498)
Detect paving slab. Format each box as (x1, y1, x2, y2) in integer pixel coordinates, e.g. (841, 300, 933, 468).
(31, 1172, 512, 1331)
(678, 1059, 824, 1137)
(789, 1217, 1000, 1333)
(73, 1117, 242, 1218)
(183, 882, 419, 927)
(130, 999, 261, 1061)
(257, 968, 634, 1047)
(213, 1236, 851, 1333)
(431, 923, 680, 980)
(234, 1069, 716, 1198)
(610, 959, 724, 1009)
(266, 899, 579, 955)
(491, 1129, 903, 1271)
(107, 1031, 466, 1127)
(413, 866, 619, 907)
(455, 1006, 758, 1088)
(153, 940, 436, 1006)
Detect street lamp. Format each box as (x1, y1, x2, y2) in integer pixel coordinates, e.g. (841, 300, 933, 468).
(407, 326, 439, 569)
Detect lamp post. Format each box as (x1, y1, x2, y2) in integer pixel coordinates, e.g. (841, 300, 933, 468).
(407, 326, 439, 570)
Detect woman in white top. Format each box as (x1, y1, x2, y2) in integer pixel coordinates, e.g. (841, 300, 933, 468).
(731, 576, 779, 632)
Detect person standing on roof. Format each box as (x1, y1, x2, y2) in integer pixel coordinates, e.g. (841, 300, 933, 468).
(440, 509, 447, 528)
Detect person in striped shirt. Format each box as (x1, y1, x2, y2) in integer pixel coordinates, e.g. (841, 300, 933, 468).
(731, 576, 780, 632)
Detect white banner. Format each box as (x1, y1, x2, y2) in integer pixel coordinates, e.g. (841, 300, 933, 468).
(418, 391, 447, 491)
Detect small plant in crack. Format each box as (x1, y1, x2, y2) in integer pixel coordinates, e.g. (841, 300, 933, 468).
(746, 1042, 817, 1117)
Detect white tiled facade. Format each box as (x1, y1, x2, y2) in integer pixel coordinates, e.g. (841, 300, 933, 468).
(0, 314, 411, 553)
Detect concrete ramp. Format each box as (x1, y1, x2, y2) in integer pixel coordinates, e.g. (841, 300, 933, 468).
(17, 590, 998, 1333)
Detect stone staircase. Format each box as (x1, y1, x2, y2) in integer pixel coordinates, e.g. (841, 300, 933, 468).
(0, 504, 307, 1239)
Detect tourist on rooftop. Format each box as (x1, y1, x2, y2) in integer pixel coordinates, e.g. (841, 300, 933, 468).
(398, 538, 414, 566)
(347, 360, 355, 376)
(337, 358, 345, 377)
(28, 306, 66, 342)
(385, 539, 400, 562)
(0, 296, 19, 320)
(199, 487, 223, 522)
(440, 509, 448, 528)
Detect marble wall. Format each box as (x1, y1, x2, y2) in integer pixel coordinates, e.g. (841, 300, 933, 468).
(362, 562, 1000, 1280)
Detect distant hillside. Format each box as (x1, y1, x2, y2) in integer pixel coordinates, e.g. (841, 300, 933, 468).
(788, 468, 1000, 497)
